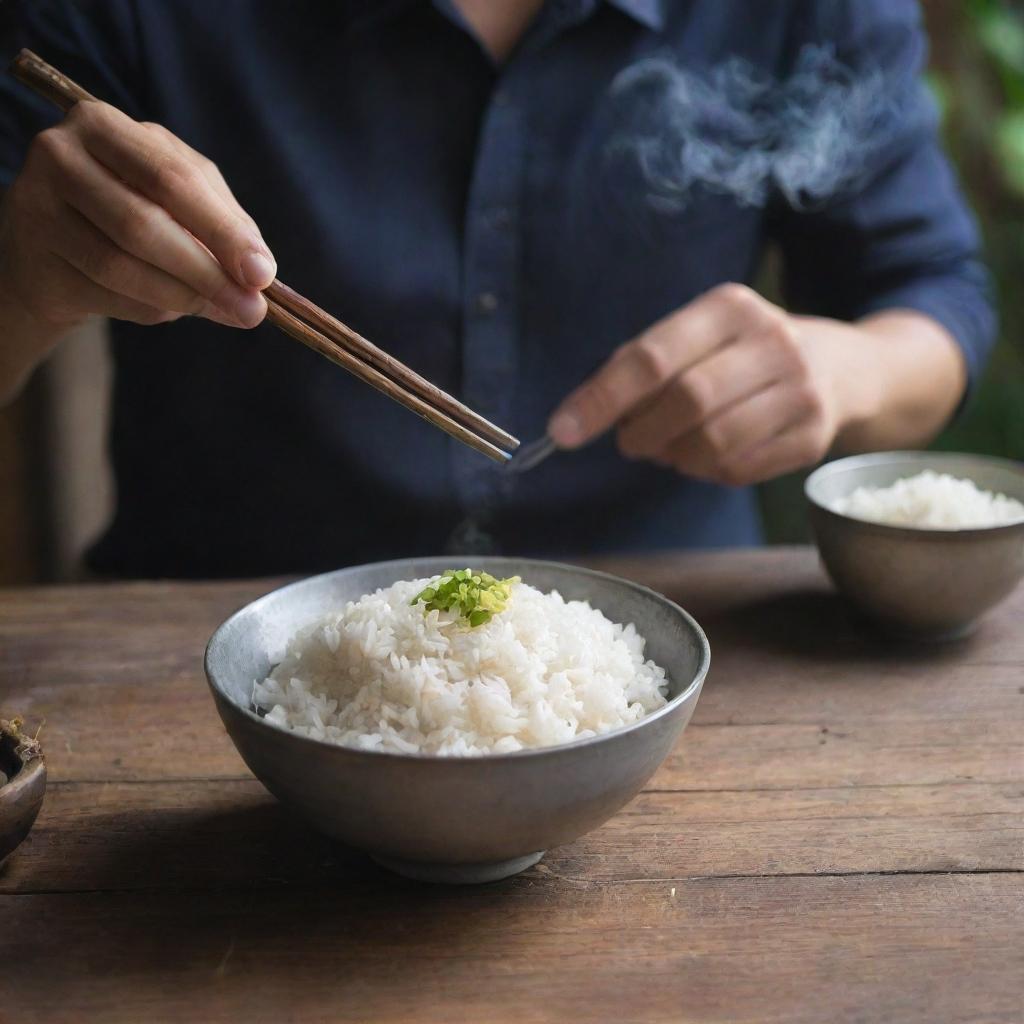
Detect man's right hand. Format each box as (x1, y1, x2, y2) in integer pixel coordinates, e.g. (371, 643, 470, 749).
(0, 99, 275, 339)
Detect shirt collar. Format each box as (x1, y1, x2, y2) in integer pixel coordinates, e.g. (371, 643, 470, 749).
(348, 0, 666, 34)
(604, 0, 666, 32)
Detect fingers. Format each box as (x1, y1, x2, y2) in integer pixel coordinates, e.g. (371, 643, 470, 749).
(68, 102, 276, 290)
(722, 421, 831, 485)
(8, 110, 272, 336)
(42, 127, 266, 326)
(147, 123, 261, 233)
(55, 259, 184, 326)
(548, 283, 780, 448)
(616, 326, 799, 459)
(662, 381, 828, 486)
(54, 204, 250, 326)
(53, 202, 203, 315)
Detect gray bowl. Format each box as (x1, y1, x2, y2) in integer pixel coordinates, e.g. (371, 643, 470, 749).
(205, 557, 709, 883)
(806, 452, 1024, 639)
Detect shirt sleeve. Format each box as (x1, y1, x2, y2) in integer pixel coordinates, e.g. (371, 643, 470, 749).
(768, 0, 997, 400)
(0, 0, 143, 187)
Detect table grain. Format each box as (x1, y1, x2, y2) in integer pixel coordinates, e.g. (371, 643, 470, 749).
(1, 547, 1021, 1024)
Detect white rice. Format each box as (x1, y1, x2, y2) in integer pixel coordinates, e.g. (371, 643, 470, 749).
(832, 470, 1024, 529)
(252, 577, 669, 756)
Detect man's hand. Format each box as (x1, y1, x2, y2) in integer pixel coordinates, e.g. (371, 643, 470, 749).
(548, 284, 852, 486)
(0, 99, 275, 335)
(548, 283, 968, 485)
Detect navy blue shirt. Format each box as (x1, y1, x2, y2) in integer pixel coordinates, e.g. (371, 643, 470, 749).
(0, 1, 995, 577)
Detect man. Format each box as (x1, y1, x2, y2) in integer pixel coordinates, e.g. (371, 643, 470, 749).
(0, 0, 994, 577)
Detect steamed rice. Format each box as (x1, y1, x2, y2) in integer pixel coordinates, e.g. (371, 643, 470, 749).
(252, 576, 669, 756)
(832, 470, 1024, 529)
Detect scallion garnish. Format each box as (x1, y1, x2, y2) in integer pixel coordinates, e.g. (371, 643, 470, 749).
(411, 568, 519, 627)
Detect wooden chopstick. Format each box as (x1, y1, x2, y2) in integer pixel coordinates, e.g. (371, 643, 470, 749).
(9, 48, 88, 112)
(265, 280, 518, 452)
(264, 299, 511, 461)
(9, 48, 520, 463)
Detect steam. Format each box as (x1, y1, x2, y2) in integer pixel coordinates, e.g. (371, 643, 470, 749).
(606, 44, 932, 212)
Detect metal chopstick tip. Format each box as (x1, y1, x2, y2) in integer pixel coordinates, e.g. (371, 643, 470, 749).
(506, 435, 557, 474)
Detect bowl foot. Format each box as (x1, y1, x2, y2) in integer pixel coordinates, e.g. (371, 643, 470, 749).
(371, 850, 545, 884)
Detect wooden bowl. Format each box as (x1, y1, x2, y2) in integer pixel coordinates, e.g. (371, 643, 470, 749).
(0, 719, 46, 868)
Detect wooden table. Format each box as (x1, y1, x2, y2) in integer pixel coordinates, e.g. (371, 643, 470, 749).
(1, 548, 1021, 1024)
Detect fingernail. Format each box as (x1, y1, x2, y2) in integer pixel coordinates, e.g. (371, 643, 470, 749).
(240, 249, 276, 289)
(548, 408, 585, 447)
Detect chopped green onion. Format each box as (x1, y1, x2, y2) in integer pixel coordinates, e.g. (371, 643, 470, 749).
(411, 568, 520, 628)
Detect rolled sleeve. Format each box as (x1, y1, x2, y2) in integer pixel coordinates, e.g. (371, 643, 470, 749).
(853, 254, 995, 399)
(770, 0, 997, 403)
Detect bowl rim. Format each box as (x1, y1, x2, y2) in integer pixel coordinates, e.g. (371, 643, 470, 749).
(204, 556, 711, 764)
(805, 451, 1024, 539)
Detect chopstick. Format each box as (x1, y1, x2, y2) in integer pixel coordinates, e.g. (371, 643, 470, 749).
(264, 279, 517, 454)
(9, 48, 91, 112)
(9, 49, 520, 464)
(263, 299, 513, 461)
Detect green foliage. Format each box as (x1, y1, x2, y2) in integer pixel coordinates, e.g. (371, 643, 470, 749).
(941, 0, 1024, 467)
(995, 111, 1024, 194)
(974, 0, 1024, 86)
(924, 71, 951, 121)
(970, 0, 1024, 194)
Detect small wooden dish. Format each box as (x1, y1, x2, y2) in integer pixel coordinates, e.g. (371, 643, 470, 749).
(0, 718, 46, 868)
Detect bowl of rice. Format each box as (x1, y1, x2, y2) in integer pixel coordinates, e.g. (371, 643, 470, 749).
(205, 557, 709, 883)
(806, 451, 1024, 639)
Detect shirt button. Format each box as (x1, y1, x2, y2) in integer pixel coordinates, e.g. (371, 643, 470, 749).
(488, 207, 512, 229)
(492, 89, 509, 107)
(476, 291, 499, 314)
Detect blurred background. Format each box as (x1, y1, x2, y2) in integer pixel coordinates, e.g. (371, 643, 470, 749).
(1, 0, 1023, 583)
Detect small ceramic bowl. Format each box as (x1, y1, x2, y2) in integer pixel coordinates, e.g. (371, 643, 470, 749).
(806, 451, 1024, 639)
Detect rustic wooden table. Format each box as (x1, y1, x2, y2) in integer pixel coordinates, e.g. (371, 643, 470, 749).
(1, 548, 1021, 1024)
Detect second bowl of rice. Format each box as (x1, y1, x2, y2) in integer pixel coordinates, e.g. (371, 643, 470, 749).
(806, 451, 1024, 639)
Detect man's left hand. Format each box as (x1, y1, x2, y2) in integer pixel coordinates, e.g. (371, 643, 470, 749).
(548, 283, 847, 486)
